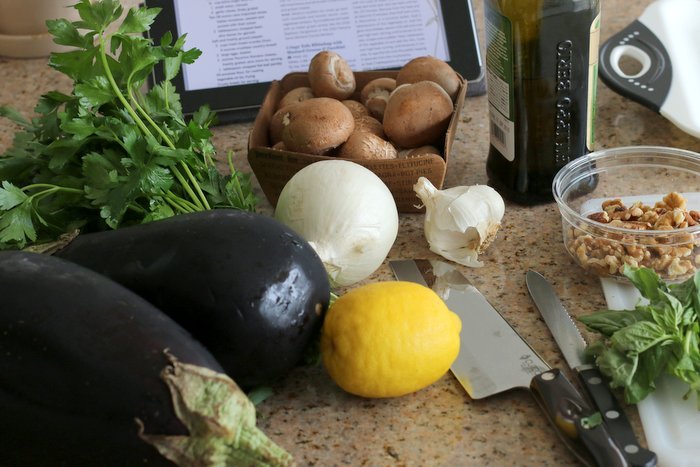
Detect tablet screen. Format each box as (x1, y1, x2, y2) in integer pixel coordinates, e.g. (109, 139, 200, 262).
(147, 0, 483, 123)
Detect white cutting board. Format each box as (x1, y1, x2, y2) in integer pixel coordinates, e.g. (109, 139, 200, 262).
(600, 278, 700, 467)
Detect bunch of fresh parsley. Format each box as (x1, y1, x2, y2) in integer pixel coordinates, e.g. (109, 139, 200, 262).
(0, 0, 256, 250)
(580, 266, 700, 407)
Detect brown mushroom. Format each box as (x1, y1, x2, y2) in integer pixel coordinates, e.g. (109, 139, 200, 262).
(269, 103, 300, 145)
(281, 97, 355, 155)
(360, 77, 396, 120)
(338, 131, 397, 160)
(342, 99, 369, 119)
(278, 86, 314, 110)
(398, 145, 441, 158)
(353, 114, 385, 139)
(396, 56, 461, 101)
(308, 50, 356, 100)
(383, 81, 453, 148)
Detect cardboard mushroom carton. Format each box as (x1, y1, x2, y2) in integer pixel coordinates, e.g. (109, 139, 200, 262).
(247, 70, 467, 213)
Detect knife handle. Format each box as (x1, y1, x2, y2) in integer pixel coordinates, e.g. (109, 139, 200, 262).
(577, 367, 658, 467)
(530, 369, 628, 467)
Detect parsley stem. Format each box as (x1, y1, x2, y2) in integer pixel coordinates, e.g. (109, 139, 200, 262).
(180, 163, 211, 210)
(227, 151, 254, 211)
(21, 184, 83, 195)
(166, 191, 199, 211)
(127, 203, 146, 214)
(164, 193, 196, 214)
(127, 74, 211, 211)
(97, 33, 206, 212)
(171, 166, 205, 210)
(164, 81, 170, 110)
(98, 35, 153, 144)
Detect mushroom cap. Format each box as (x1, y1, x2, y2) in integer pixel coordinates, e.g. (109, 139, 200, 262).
(278, 86, 314, 110)
(396, 56, 461, 101)
(272, 140, 287, 151)
(360, 78, 397, 103)
(341, 99, 369, 119)
(308, 51, 356, 100)
(360, 77, 396, 121)
(281, 97, 355, 155)
(398, 145, 441, 158)
(383, 81, 454, 148)
(269, 103, 300, 144)
(353, 115, 385, 139)
(338, 131, 397, 160)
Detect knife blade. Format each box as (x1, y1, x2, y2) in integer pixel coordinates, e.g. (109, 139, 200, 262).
(526, 270, 657, 467)
(390, 259, 628, 467)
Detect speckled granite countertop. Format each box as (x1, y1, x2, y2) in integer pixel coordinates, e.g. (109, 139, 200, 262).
(2, 0, 699, 465)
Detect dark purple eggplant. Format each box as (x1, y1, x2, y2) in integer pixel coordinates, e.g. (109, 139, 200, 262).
(0, 251, 217, 465)
(55, 209, 330, 388)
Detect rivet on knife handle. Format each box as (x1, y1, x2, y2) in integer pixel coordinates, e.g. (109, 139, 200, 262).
(525, 270, 657, 467)
(530, 369, 628, 467)
(577, 366, 657, 467)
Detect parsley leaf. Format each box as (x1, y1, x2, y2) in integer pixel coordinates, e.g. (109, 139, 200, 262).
(0, 0, 256, 249)
(0, 201, 37, 246)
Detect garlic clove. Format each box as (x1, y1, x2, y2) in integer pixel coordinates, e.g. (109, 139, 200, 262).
(414, 177, 504, 267)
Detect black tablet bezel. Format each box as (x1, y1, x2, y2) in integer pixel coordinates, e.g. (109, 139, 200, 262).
(146, 0, 483, 123)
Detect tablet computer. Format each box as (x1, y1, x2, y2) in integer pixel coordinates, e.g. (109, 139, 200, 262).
(146, 0, 484, 123)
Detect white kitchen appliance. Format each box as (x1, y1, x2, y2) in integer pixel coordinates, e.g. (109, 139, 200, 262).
(598, 0, 700, 138)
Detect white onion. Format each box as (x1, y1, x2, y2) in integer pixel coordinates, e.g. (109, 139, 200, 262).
(274, 160, 399, 287)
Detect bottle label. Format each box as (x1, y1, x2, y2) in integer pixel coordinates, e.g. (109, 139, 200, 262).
(587, 12, 601, 150)
(485, 8, 515, 161)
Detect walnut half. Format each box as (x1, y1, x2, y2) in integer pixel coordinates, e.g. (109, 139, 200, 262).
(568, 192, 700, 280)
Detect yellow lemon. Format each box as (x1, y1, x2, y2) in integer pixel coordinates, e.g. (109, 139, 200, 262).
(320, 281, 462, 398)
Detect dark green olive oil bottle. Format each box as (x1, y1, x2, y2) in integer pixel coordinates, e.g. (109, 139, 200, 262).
(484, 0, 601, 204)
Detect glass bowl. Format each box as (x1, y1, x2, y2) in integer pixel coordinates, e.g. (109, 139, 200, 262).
(553, 146, 700, 282)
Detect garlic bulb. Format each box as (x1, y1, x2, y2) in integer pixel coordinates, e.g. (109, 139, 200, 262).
(414, 177, 504, 267)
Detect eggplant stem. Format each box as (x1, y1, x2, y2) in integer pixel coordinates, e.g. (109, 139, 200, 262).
(138, 354, 295, 466)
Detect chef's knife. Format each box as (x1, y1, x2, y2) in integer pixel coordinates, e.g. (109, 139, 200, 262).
(390, 259, 627, 467)
(526, 270, 657, 467)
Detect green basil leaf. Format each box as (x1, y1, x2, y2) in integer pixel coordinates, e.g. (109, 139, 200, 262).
(610, 321, 670, 353)
(650, 293, 684, 332)
(624, 265, 666, 301)
(596, 346, 638, 388)
(623, 376, 655, 405)
(579, 309, 649, 336)
(669, 274, 697, 308)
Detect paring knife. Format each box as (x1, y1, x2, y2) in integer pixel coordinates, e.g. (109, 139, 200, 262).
(390, 259, 628, 467)
(526, 270, 657, 467)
